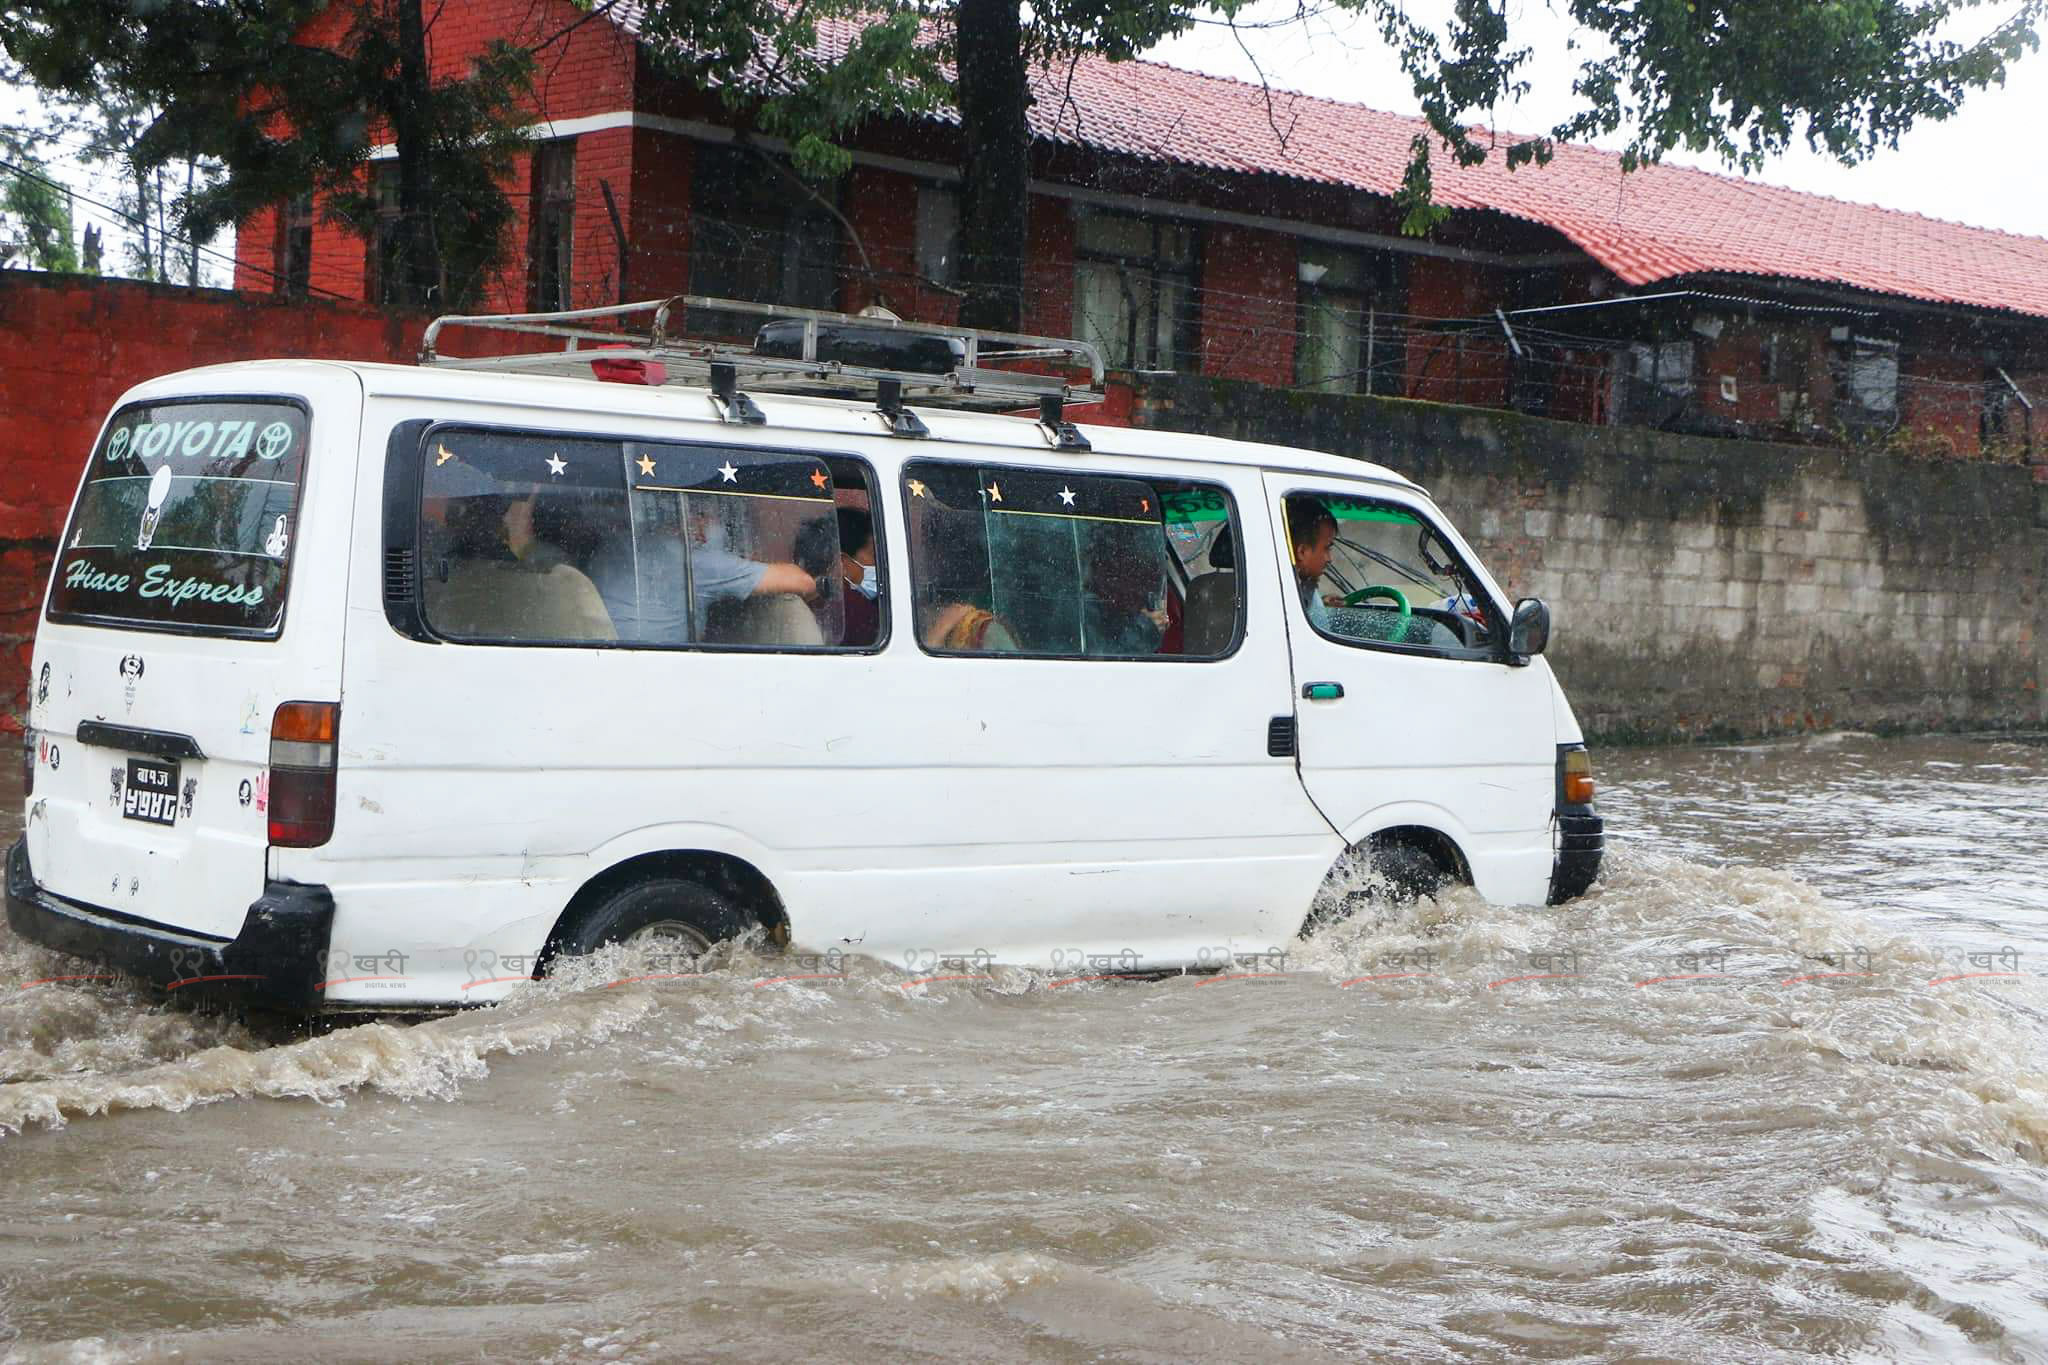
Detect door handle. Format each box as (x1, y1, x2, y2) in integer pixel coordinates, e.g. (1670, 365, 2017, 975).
(1301, 681, 1344, 701)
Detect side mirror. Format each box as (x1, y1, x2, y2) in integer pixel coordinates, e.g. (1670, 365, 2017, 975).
(1507, 597, 1551, 663)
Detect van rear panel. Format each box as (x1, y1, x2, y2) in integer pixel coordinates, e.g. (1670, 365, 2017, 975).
(23, 369, 361, 950)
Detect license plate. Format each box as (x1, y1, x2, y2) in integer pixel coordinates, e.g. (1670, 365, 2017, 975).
(122, 757, 181, 827)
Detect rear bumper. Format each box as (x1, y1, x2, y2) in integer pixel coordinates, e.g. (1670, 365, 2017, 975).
(5, 836, 335, 1012)
(1548, 809, 1604, 905)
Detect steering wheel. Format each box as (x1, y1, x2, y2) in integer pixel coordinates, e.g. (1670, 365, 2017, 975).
(1342, 584, 1411, 617)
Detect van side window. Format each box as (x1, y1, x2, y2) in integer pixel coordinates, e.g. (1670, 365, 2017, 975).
(418, 429, 870, 649)
(1281, 490, 1499, 659)
(903, 460, 1240, 659)
(421, 431, 622, 644)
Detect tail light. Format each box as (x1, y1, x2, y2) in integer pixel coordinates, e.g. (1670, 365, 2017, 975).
(1560, 746, 1596, 806)
(22, 727, 35, 798)
(269, 701, 338, 847)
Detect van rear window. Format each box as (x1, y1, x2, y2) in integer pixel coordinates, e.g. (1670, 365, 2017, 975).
(47, 399, 308, 636)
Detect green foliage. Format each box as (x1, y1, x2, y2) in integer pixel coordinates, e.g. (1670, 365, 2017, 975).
(1349, 0, 2044, 231)
(1, 0, 536, 305)
(627, 0, 949, 165)
(0, 138, 80, 272)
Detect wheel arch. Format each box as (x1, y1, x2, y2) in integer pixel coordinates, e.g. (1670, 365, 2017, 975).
(1334, 803, 1479, 887)
(1362, 824, 1473, 887)
(537, 848, 790, 970)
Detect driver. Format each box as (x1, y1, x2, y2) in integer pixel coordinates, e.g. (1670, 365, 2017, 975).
(1285, 495, 1344, 629)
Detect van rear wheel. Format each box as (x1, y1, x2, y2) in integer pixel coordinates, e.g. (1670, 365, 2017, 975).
(556, 877, 752, 962)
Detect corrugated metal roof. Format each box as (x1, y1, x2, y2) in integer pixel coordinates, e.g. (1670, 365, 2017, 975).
(606, 7, 2048, 321)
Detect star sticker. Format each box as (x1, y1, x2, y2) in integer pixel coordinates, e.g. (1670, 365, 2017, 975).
(546, 453, 567, 477)
(907, 479, 928, 498)
(810, 468, 829, 490)
(434, 442, 456, 466)
(986, 481, 1002, 503)
(637, 454, 657, 477)
(1058, 485, 1077, 507)
(717, 461, 739, 483)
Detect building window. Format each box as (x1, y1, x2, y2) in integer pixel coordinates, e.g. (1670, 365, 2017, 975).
(1615, 338, 1696, 425)
(1073, 211, 1197, 371)
(686, 143, 841, 336)
(1982, 363, 2025, 447)
(364, 162, 403, 306)
(914, 185, 959, 288)
(1830, 333, 1898, 429)
(275, 194, 313, 298)
(1295, 246, 1395, 393)
(528, 139, 576, 311)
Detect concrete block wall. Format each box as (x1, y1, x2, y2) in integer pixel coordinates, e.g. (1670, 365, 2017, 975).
(1130, 372, 2048, 742)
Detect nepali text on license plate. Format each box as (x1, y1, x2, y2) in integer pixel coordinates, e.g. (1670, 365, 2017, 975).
(122, 757, 180, 827)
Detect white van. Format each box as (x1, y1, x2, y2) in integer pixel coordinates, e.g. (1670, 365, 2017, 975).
(9, 299, 1601, 1013)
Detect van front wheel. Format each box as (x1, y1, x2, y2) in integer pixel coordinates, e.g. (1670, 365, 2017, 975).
(556, 877, 752, 962)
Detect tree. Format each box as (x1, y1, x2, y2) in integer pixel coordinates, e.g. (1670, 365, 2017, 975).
(0, 139, 80, 272)
(0, 1, 536, 307)
(634, 0, 2042, 332)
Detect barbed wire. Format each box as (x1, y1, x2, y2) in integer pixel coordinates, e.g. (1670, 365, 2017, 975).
(1, 176, 2028, 453)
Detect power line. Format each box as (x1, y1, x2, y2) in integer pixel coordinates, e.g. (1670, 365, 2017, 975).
(0, 154, 352, 301)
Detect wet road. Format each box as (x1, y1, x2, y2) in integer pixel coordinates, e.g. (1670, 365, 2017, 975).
(2, 733, 2046, 1363)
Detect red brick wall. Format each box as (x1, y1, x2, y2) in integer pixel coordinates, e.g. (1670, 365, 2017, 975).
(0, 275, 426, 728)
(1404, 256, 1508, 406)
(840, 165, 965, 324)
(1022, 196, 1078, 340)
(1198, 225, 1295, 388)
(1694, 322, 1796, 427)
(626, 126, 694, 300)
(237, 0, 639, 307)
(1901, 346, 1985, 456)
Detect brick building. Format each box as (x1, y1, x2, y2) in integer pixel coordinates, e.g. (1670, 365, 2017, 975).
(236, 1, 2048, 457)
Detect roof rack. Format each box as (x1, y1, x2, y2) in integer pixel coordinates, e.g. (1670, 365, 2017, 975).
(418, 296, 1106, 441)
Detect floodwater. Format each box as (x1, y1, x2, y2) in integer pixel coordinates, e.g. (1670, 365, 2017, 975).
(2, 734, 2046, 1363)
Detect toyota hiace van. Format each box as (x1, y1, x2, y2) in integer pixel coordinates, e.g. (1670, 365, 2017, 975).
(9, 298, 1601, 1012)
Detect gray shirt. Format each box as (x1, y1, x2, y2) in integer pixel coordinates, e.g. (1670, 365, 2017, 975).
(588, 533, 767, 643)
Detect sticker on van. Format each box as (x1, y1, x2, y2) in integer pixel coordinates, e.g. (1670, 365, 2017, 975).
(47, 398, 309, 636)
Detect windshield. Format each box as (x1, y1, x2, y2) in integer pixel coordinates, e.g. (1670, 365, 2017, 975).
(47, 399, 309, 636)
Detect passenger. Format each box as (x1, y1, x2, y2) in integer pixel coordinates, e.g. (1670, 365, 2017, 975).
(430, 493, 616, 641)
(915, 517, 1017, 651)
(831, 507, 881, 647)
(502, 490, 577, 571)
(588, 499, 819, 644)
(924, 602, 1016, 651)
(1286, 494, 1343, 630)
(1080, 532, 1167, 655)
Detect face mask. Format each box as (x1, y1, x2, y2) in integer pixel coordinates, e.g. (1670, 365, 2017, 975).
(853, 561, 881, 599)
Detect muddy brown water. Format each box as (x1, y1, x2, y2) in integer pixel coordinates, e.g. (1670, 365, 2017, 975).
(2, 734, 2047, 1363)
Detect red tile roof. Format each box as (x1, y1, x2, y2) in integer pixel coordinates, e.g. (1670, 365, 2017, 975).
(611, 7, 2048, 321)
(1012, 53, 2048, 322)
